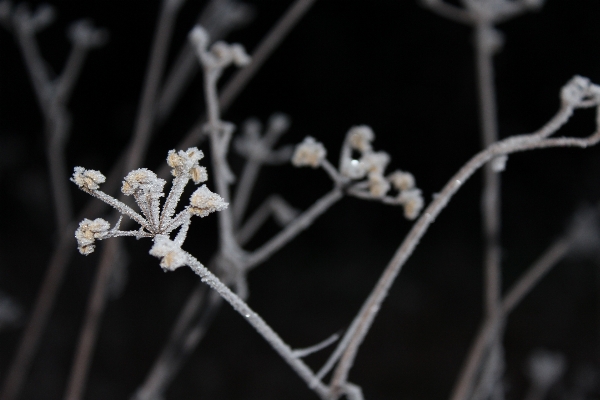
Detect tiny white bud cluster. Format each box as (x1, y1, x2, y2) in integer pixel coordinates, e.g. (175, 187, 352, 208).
(292, 125, 424, 220)
(292, 136, 327, 168)
(342, 126, 424, 218)
(189, 185, 229, 217)
(75, 218, 110, 255)
(71, 167, 106, 191)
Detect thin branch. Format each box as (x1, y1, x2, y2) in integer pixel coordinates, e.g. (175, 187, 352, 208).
(131, 286, 223, 400)
(292, 332, 340, 359)
(182, 251, 330, 399)
(474, 20, 505, 399)
(235, 195, 298, 245)
(218, 0, 317, 111)
(244, 188, 343, 270)
(450, 236, 572, 400)
(124, 0, 185, 172)
(420, 0, 473, 25)
(64, 238, 120, 400)
(0, 225, 75, 400)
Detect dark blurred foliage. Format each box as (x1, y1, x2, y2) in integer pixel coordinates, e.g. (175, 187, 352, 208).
(1, 1, 600, 399)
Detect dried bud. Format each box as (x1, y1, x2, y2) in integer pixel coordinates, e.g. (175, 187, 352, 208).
(398, 189, 424, 220)
(362, 151, 390, 174)
(388, 170, 415, 191)
(347, 125, 375, 152)
(122, 168, 165, 196)
(189, 25, 209, 52)
(75, 218, 110, 255)
(292, 136, 327, 168)
(189, 185, 228, 217)
(561, 75, 593, 106)
(368, 173, 391, 198)
(230, 43, 251, 66)
(71, 166, 106, 191)
(167, 147, 206, 182)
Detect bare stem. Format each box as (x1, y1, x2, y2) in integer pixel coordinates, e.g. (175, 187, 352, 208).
(183, 251, 329, 399)
(132, 286, 223, 400)
(450, 235, 572, 400)
(64, 238, 120, 400)
(474, 20, 505, 399)
(0, 225, 75, 400)
(244, 188, 343, 270)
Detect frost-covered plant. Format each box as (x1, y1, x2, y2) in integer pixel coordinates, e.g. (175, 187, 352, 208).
(72, 147, 227, 270)
(4, 2, 600, 400)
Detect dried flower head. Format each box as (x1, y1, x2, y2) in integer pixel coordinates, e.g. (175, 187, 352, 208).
(398, 189, 424, 220)
(122, 168, 166, 197)
(368, 173, 391, 198)
(388, 170, 415, 191)
(362, 151, 390, 174)
(73, 147, 227, 268)
(292, 136, 327, 168)
(75, 218, 111, 255)
(71, 167, 106, 191)
(167, 147, 207, 183)
(189, 185, 229, 217)
(347, 125, 375, 152)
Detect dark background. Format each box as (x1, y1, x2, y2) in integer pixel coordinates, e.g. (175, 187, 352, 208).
(2, 0, 600, 399)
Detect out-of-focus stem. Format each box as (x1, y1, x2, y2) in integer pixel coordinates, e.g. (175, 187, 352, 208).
(450, 236, 572, 400)
(0, 225, 75, 400)
(64, 239, 120, 400)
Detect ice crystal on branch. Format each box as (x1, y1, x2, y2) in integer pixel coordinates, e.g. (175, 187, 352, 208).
(72, 148, 227, 269)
